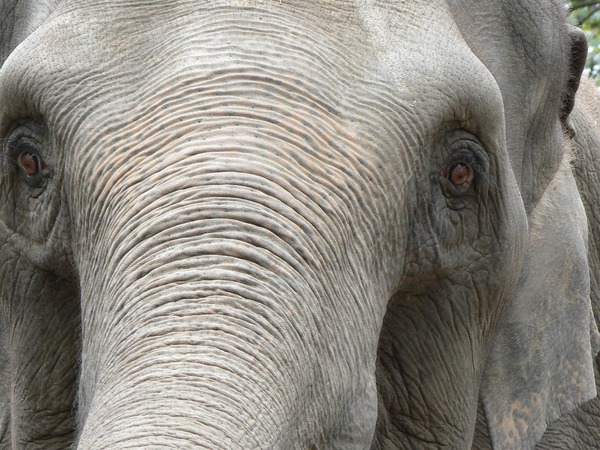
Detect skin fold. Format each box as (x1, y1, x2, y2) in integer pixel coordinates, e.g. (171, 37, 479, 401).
(0, 1, 597, 448)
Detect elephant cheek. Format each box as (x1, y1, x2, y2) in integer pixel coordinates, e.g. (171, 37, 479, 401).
(0, 262, 79, 447)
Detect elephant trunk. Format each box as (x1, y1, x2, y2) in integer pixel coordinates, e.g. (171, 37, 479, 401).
(73, 167, 387, 448)
(77, 287, 301, 447)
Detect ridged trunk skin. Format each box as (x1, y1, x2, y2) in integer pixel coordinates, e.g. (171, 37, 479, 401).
(66, 6, 404, 447)
(74, 193, 386, 448)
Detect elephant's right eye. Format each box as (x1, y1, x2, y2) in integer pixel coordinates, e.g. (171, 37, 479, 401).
(3, 119, 48, 188)
(17, 150, 46, 178)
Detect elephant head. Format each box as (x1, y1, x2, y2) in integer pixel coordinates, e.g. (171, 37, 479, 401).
(0, 1, 596, 448)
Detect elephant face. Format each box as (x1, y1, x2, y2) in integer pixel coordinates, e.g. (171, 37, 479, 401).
(0, 1, 596, 449)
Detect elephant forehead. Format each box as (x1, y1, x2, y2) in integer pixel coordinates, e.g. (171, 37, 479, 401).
(1, 1, 503, 147)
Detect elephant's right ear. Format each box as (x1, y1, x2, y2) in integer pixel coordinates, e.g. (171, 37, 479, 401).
(0, 1, 55, 68)
(478, 158, 600, 449)
(560, 25, 588, 125)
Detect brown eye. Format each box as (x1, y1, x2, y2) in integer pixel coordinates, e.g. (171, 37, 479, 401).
(444, 161, 474, 190)
(17, 151, 45, 177)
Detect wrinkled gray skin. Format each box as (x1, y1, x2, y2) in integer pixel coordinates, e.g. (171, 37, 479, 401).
(534, 80, 600, 449)
(0, 1, 598, 449)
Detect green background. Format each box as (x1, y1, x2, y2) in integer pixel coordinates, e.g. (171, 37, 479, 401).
(569, 1, 600, 82)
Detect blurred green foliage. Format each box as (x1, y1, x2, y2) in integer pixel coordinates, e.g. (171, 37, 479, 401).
(569, 1, 600, 82)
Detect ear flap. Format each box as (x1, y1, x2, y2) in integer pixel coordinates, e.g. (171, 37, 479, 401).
(561, 25, 588, 125)
(0, 0, 56, 67)
(479, 160, 600, 449)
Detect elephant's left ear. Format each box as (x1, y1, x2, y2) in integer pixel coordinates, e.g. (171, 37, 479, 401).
(560, 25, 588, 124)
(478, 161, 600, 449)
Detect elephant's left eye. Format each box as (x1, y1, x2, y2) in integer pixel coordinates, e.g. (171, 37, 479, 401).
(436, 132, 488, 210)
(440, 158, 479, 197)
(443, 161, 475, 191)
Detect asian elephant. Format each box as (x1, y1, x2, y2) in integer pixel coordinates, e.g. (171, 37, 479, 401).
(0, 0, 597, 449)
